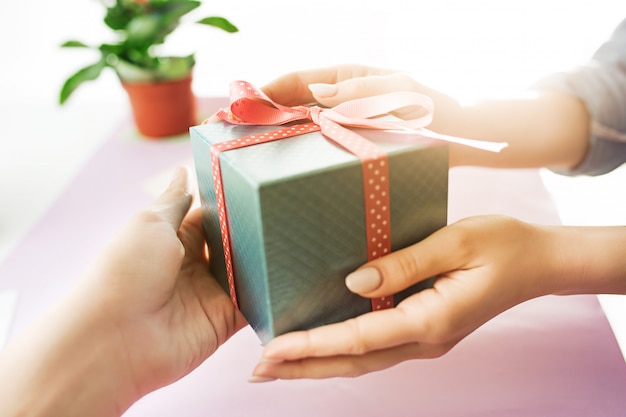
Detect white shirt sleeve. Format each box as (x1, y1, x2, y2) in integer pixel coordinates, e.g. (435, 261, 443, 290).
(534, 19, 626, 176)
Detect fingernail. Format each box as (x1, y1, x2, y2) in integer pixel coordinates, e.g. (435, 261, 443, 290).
(183, 165, 195, 197)
(345, 267, 382, 293)
(169, 165, 187, 186)
(169, 165, 194, 197)
(248, 375, 277, 383)
(308, 83, 337, 98)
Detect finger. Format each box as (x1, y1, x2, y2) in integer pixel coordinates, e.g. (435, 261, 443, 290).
(307, 72, 417, 109)
(261, 307, 428, 362)
(261, 64, 393, 106)
(257, 280, 480, 368)
(252, 340, 455, 381)
(345, 225, 469, 298)
(149, 165, 194, 231)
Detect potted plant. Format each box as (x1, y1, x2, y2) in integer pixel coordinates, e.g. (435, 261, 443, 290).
(59, 0, 238, 138)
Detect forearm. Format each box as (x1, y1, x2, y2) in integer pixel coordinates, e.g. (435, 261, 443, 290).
(414, 80, 592, 170)
(0, 293, 134, 417)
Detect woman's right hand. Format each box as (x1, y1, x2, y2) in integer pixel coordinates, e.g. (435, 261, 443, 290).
(261, 64, 463, 132)
(261, 64, 591, 169)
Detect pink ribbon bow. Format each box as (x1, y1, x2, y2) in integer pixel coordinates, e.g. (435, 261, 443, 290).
(214, 80, 436, 130)
(208, 80, 491, 312)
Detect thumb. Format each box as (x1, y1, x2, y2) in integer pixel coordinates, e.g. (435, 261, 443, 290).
(345, 227, 458, 297)
(148, 165, 195, 231)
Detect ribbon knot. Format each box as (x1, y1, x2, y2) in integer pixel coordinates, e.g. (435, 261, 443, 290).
(214, 80, 437, 132)
(301, 105, 323, 125)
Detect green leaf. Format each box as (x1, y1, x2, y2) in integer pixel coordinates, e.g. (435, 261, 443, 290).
(59, 59, 108, 104)
(125, 14, 161, 46)
(154, 55, 195, 79)
(197, 16, 239, 33)
(150, 1, 202, 43)
(155, 0, 201, 17)
(113, 55, 194, 83)
(60, 1, 238, 96)
(112, 59, 154, 82)
(99, 43, 127, 57)
(61, 40, 90, 48)
(104, 1, 140, 30)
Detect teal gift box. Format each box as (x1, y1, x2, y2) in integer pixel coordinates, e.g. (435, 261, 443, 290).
(190, 121, 448, 344)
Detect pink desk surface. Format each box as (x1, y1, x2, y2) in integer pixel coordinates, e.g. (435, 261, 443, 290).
(2, 98, 625, 416)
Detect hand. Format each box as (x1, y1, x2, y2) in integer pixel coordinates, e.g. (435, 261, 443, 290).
(261, 64, 462, 131)
(251, 215, 626, 380)
(82, 165, 247, 397)
(0, 166, 247, 416)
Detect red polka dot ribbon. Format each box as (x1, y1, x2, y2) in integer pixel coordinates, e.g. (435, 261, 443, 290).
(209, 123, 323, 310)
(206, 81, 505, 312)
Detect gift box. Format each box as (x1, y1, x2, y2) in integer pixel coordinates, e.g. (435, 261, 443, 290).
(190, 83, 449, 344)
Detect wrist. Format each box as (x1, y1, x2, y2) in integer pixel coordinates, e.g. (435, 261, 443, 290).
(407, 78, 464, 135)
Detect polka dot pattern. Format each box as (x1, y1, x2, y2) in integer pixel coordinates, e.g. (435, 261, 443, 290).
(210, 146, 238, 308)
(210, 81, 396, 312)
(316, 117, 392, 311)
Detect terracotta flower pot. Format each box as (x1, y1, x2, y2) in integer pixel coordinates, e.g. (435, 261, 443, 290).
(122, 75, 197, 138)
